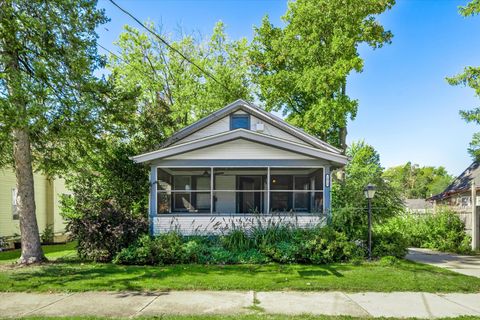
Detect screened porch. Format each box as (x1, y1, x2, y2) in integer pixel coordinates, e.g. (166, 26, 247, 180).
(155, 167, 326, 215)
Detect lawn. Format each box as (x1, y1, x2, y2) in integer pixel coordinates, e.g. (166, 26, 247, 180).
(1, 242, 480, 293)
(1, 257, 480, 293)
(0, 242, 77, 263)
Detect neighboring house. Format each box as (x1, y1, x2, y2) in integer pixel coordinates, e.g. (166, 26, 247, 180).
(428, 161, 480, 207)
(404, 199, 433, 214)
(133, 99, 348, 235)
(0, 169, 68, 245)
(428, 161, 480, 248)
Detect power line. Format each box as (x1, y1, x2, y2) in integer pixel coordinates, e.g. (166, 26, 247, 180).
(108, 0, 232, 94)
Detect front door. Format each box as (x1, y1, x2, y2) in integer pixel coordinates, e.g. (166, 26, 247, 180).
(238, 176, 262, 213)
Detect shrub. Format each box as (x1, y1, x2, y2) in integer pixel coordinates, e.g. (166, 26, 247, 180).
(41, 224, 54, 244)
(220, 230, 252, 252)
(302, 226, 364, 264)
(236, 249, 270, 264)
(381, 209, 471, 254)
(65, 200, 148, 262)
(114, 225, 369, 266)
(61, 143, 150, 262)
(261, 241, 300, 263)
(115, 232, 186, 265)
(372, 229, 408, 258)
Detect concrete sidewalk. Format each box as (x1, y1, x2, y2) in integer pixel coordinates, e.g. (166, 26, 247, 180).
(1, 291, 480, 318)
(406, 248, 480, 278)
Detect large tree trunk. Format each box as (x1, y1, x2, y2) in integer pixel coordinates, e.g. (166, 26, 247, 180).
(13, 128, 45, 264)
(2, 0, 45, 264)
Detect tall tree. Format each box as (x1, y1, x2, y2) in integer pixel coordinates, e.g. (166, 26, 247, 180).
(108, 21, 252, 146)
(383, 163, 454, 199)
(0, 0, 109, 263)
(331, 141, 403, 239)
(250, 0, 394, 150)
(447, 0, 480, 158)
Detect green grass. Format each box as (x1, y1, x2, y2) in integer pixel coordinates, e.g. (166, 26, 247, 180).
(1, 258, 480, 293)
(0, 242, 77, 263)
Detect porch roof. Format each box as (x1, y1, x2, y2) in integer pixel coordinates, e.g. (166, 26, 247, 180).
(132, 128, 348, 166)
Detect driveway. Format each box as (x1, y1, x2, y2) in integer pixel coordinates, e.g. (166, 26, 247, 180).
(406, 248, 480, 278)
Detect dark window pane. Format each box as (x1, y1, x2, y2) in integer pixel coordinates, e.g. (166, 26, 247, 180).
(174, 176, 191, 191)
(313, 169, 324, 190)
(295, 176, 310, 190)
(271, 192, 292, 212)
(271, 175, 293, 190)
(231, 115, 250, 129)
(294, 192, 309, 212)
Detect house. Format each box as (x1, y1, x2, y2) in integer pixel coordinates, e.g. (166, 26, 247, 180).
(404, 199, 434, 214)
(428, 161, 480, 249)
(428, 161, 480, 207)
(0, 169, 68, 247)
(132, 99, 348, 235)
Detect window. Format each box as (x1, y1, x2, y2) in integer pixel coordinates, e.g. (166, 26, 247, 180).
(12, 188, 18, 220)
(230, 114, 250, 130)
(173, 176, 192, 211)
(157, 169, 212, 213)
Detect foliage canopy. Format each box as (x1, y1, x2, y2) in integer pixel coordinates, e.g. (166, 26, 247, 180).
(250, 0, 395, 149)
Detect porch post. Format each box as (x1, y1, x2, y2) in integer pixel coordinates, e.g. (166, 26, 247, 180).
(472, 181, 479, 250)
(210, 166, 214, 214)
(266, 166, 270, 214)
(149, 166, 157, 236)
(324, 166, 331, 223)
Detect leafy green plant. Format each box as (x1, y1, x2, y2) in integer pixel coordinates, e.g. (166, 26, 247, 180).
(65, 200, 148, 262)
(372, 229, 408, 259)
(220, 229, 253, 252)
(40, 225, 55, 244)
(380, 209, 472, 254)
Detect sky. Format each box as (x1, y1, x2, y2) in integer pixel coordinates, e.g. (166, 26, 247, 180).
(97, 0, 480, 176)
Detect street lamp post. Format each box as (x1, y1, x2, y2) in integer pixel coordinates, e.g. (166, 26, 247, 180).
(364, 184, 376, 261)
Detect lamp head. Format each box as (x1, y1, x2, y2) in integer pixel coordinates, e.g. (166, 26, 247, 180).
(364, 183, 376, 199)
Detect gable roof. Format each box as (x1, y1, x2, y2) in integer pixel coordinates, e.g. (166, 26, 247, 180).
(161, 99, 342, 154)
(428, 161, 480, 200)
(132, 128, 349, 165)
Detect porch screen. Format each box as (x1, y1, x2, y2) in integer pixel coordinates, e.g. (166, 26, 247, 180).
(156, 167, 324, 214)
(270, 168, 323, 213)
(157, 168, 211, 213)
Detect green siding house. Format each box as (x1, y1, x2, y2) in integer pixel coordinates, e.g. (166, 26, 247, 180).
(0, 169, 68, 245)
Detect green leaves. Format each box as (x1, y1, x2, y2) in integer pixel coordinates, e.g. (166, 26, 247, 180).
(0, 0, 113, 175)
(383, 163, 454, 199)
(459, 0, 480, 17)
(107, 21, 253, 152)
(331, 141, 403, 239)
(250, 0, 394, 148)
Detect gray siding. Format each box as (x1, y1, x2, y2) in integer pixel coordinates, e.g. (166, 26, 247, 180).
(165, 139, 315, 160)
(172, 114, 310, 147)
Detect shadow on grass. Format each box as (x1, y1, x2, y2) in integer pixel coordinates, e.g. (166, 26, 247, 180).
(6, 262, 352, 291)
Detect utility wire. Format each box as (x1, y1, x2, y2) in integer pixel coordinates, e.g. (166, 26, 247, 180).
(108, 0, 232, 94)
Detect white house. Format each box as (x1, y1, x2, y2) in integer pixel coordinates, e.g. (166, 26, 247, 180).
(133, 100, 348, 235)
